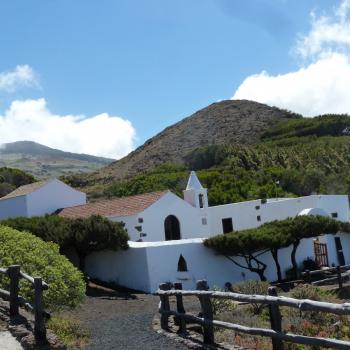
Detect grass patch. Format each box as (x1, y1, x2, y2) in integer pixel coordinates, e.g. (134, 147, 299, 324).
(48, 316, 90, 349)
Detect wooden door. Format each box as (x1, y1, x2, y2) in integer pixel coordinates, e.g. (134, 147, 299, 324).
(314, 241, 329, 267)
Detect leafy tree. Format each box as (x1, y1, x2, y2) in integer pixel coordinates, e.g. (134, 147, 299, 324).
(0, 225, 85, 310)
(0, 167, 36, 197)
(69, 215, 129, 271)
(204, 216, 345, 282)
(2, 215, 129, 272)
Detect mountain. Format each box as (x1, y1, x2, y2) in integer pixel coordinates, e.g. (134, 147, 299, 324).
(84, 100, 300, 184)
(0, 141, 114, 179)
(82, 113, 350, 203)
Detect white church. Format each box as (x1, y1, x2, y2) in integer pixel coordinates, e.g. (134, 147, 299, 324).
(0, 172, 350, 292)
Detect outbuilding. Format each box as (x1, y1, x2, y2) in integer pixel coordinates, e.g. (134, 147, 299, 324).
(0, 179, 86, 220)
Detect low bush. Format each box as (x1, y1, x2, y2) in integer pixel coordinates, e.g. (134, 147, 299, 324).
(48, 316, 90, 349)
(0, 225, 85, 310)
(230, 280, 270, 314)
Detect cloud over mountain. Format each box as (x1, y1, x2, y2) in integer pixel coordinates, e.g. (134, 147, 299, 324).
(232, 0, 350, 116)
(0, 98, 136, 159)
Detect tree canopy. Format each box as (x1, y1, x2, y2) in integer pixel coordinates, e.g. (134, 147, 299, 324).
(204, 215, 347, 281)
(1, 215, 129, 271)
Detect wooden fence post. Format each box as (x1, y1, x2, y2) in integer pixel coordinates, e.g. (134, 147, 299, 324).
(34, 277, 46, 343)
(196, 280, 214, 344)
(7, 265, 20, 317)
(268, 287, 284, 350)
(174, 282, 187, 334)
(305, 270, 311, 284)
(159, 283, 171, 330)
(337, 266, 343, 289)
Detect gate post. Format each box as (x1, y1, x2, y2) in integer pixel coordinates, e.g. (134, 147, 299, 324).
(174, 282, 187, 334)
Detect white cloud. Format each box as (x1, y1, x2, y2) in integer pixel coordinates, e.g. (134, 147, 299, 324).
(0, 65, 37, 92)
(0, 98, 136, 159)
(232, 0, 350, 117)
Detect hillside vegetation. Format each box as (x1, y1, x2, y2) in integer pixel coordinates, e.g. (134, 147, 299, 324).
(72, 114, 350, 204)
(81, 100, 300, 184)
(0, 141, 113, 179)
(0, 167, 36, 197)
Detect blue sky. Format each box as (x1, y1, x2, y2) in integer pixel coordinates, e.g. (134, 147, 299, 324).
(0, 0, 349, 158)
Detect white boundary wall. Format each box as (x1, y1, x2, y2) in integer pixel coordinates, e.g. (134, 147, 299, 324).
(85, 232, 350, 293)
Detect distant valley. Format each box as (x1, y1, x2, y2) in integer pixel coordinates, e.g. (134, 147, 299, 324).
(0, 141, 113, 179)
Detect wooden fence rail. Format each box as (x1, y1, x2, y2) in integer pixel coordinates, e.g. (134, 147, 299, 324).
(302, 264, 350, 289)
(0, 265, 49, 343)
(156, 280, 350, 350)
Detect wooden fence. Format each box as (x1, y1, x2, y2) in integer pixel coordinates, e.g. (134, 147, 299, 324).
(302, 264, 350, 289)
(156, 280, 350, 350)
(0, 265, 49, 343)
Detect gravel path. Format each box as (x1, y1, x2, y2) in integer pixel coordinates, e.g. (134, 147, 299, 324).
(67, 284, 189, 350)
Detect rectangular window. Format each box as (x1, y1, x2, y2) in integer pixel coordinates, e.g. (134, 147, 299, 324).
(257, 215, 261, 222)
(202, 218, 207, 225)
(255, 205, 260, 210)
(332, 212, 338, 218)
(138, 218, 144, 223)
(222, 218, 233, 234)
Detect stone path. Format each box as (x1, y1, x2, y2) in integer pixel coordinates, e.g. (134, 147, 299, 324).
(63, 284, 189, 350)
(0, 332, 23, 350)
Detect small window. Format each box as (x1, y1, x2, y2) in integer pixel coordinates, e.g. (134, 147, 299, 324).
(199, 194, 204, 208)
(255, 205, 260, 210)
(261, 198, 267, 204)
(177, 254, 188, 272)
(332, 212, 338, 218)
(257, 215, 261, 222)
(222, 218, 233, 234)
(202, 218, 207, 225)
(138, 218, 144, 223)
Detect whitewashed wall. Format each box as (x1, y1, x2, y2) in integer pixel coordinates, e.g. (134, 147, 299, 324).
(85, 232, 350, 293)
(208, 195, 349, 236)
(27, 179, 86, 217)
(0, 196, 27, 220)
(86, 245, 151, 292)
(110, 192, 211, 242)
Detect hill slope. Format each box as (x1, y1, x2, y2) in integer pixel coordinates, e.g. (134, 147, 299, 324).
(85, 100, 300, 184)
(0, 141, 113, 179)
(69, 113, 350, 202)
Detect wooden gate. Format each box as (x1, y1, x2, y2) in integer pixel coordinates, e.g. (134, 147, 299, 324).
(314, 241, 329, 267)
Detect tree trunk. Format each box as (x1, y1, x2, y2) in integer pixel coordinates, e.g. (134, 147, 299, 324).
(271, 248, 282, 282)
(291, 242, 299, 280)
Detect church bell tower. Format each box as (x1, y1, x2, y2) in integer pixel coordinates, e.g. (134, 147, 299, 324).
(183, 171, 208, 209)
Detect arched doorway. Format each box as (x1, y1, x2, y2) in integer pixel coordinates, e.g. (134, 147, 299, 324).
(164, 215, 181, 240)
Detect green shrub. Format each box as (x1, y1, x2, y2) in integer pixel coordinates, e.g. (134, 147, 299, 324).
(2, 215, 129, 271)
(48, 316, 90, 349)
(211, 287, 236, 315)
(0, 225, 85, 310)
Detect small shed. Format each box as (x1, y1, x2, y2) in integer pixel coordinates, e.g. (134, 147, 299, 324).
(0, 179, 86, 220)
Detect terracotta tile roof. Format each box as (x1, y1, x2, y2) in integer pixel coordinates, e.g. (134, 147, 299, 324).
(57, 191, 168, 219)
(0, 180, 51, 200)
